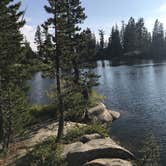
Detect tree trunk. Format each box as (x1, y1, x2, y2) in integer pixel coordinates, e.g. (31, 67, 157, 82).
(55, 16, 64, 142)
(73, 59, 80, 85)
(56, 49, 64, 141)
(0, 109, 3, 144)
(0, 78, 3, 144)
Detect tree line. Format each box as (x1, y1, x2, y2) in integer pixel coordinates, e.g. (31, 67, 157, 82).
(36, 17, 166, 61)
(99, 17, 166, 60)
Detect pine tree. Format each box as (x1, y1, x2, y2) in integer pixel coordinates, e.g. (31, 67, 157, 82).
(135, 18, 151, 52)
(43, 1, 99, 140)
(41, 23, 54, 62)
(120, 20, 125, 48)
(109, 25, 122, 59)
(98, 29, 105, 59)
(99, 29, 104, 50)
(22, 39, 35, 64)
(35, 25, 43, 59)
(0, 0, 28, 149)
(80, 28, 97, 61)
(123, 17, 137, 53)
(44, 0, 66, 142)
(151, 19, 165, 57)
(65, 0, 86, 85)
(44, 0, 86, 141)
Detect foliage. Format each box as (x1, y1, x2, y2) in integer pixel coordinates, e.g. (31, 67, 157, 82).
(0, 0, 30, 149)
(97, 17, 166, 60)
(88, 90, 105, 107)
(64, 92, 85, 121)
(28, 104, 58, 124)
(43, 0, 99, 141)
(15, 137, 67, 166)
(107, 25, 122, 58)
(64, 90, 105, 121)
(151, 19, 165, 57)
(63, 123, 109, 144)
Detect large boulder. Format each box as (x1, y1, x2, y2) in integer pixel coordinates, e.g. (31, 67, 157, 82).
(64, 138, 134, 166)
(87, 103, 120, 123)
(109, 110, 120, 120)
(80, 133, 103, 143)
(84, 158, 133, 166)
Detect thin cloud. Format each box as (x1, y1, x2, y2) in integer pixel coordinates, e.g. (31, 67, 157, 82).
(21, 24, 37, 51)
(157, 3, 166, 13)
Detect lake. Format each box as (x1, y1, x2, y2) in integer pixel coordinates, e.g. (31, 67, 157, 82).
(28, 60, 166, 165)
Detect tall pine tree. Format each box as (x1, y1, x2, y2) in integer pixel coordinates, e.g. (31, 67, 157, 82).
(0, 0, 28, 149)
(108, 25, 122, 59)
(44, 0, 86, 141)
(151, 19, 165, 57)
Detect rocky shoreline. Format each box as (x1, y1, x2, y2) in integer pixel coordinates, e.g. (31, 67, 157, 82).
(63, 103, 135, 166)
(1, 103, 135, 166)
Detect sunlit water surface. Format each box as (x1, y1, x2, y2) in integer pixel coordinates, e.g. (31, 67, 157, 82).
(28, 60, 166, 165)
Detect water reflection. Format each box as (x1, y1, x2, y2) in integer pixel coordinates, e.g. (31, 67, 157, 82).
(27, 72, 55, 104)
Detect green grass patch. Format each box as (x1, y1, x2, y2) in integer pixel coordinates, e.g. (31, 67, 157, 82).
(29, 104, 58, 119)
(27, 104, 58, 125)
(88, 90, 106, 107)
(15, 137, 67, 166)
(63, 123, 109, 144)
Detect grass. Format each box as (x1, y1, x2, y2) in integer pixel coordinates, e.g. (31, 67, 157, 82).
(88, 90, 106, 107)
(13, 90, 108, 165)
(15, 137, 67, 166)
(15, 123, 109, 166)
(63, 123, 109, 144)
(29, 104, 58, 119)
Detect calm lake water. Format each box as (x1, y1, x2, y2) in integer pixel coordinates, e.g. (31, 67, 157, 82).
(28, 60, 166, 165)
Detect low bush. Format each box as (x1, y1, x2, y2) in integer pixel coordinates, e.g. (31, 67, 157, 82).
(63, 123, 109, 144)
(27, 104, 58, 125)
(15, 137, 67, 166)
(88, 90, 106, 107)
(65, 90, 105, 122)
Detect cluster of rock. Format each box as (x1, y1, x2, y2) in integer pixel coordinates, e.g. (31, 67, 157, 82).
(63, 103, 135, 166)
(63, 134, 135, 166)
(87, 103, 120, 123)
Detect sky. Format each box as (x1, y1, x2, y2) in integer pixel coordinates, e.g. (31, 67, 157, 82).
(19, 0, 166, 50)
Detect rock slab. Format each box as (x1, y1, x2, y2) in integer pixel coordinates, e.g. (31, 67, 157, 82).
(84, 158, 133, 166)
(64, 138, 134, 166)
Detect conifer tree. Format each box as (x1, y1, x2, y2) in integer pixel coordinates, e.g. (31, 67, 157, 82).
(44, 0, 86, 141)
(98, 29, 105, 59)
(123, 17, 137, 53)
(43, 0, 98, 141)
(0, 0, 28, 149)
(35, 25, 43, 59)
(151, 19, 165, 57)
(41, 23, 54, 62)
(108, 25, 122, 59)
(65, 0, 86, 85)
(44, 0, 66, 141)
(135, 18, 151, 52)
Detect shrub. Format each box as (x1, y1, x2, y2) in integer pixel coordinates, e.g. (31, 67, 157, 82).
(28, 104, 58, 122)
(63, 123, 109, 144)
(64, 90, 105, 122)
(88, 90, 105, 107)
(15, 137, 67, 166)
